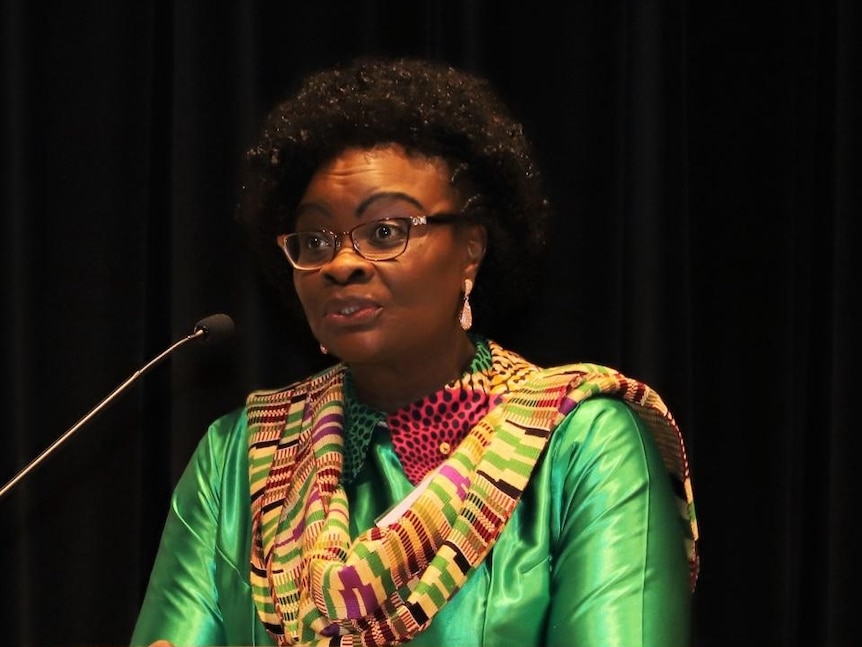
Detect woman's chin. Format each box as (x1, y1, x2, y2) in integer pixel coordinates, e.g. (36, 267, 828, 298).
(326, 336, 389, 366)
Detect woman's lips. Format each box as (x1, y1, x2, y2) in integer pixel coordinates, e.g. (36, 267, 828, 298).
(323, 299, 382, 326)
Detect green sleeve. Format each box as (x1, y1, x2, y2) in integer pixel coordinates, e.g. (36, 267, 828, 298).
(130, 415, 237, 647)
(544, 397, 691, 647)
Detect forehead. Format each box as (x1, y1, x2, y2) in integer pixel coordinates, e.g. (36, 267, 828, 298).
(299, 145, 457, 209)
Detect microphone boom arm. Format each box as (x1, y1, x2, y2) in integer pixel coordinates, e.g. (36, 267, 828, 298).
(0, 328, 207, 501)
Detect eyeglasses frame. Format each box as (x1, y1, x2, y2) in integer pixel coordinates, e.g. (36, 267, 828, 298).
(275, 212, 465, 271)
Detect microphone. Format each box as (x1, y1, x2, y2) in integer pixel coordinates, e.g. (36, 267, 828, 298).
(0, 313, 236, 501)
(192, 312, 236, 344)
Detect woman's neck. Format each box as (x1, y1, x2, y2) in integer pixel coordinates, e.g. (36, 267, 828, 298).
(348, 334, 476, 413)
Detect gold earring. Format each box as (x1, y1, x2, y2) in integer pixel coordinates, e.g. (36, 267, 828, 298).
(459, 278, 473, 331)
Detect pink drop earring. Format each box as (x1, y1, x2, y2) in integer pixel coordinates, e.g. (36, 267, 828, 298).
(459, 278, 473, 331)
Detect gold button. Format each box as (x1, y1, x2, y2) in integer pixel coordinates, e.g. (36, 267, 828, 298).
(439, 441, 451, 455)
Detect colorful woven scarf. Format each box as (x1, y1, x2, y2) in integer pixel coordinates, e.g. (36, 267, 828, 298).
(247, 341, 699, 646)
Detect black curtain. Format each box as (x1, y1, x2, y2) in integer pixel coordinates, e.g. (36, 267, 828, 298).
(2, 2, 859, 646)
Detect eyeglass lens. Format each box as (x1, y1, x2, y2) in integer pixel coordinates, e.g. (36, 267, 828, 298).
(286, 218, 413, 267)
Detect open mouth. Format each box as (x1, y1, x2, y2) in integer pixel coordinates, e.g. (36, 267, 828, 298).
(325, 303, 382, 325)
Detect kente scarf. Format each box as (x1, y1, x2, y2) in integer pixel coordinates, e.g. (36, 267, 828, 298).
(247, 340, 699, 646)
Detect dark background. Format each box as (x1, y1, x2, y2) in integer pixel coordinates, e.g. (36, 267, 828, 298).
(2, 2, 859, 646)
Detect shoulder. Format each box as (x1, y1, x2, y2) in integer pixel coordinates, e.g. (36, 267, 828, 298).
(245, 362, 346, 409)
(203, 406, 249, 452)
(550, 396, 651, 462)
(527, 359, 668, 443)
(530, 360, 665, 478)
(176, 406, 250, 488)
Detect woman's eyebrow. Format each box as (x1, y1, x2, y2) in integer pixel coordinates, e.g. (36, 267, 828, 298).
(356, 192, 425, 216)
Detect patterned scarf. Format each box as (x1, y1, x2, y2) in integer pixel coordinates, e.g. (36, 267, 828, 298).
(247, 340, 699, 646)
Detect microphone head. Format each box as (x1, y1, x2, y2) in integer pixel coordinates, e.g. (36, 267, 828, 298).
(193, 313, 236, 344)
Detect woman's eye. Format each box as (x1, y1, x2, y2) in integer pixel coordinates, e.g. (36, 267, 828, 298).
(371, 224, 394, 240)
(304, 233, 330, 249)
(369, 220, 408, 242)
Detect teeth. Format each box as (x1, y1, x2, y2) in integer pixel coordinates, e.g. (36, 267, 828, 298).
(340, 305, 361, 315)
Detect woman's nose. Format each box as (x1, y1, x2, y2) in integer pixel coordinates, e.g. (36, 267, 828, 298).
(320, 242, 372, 283)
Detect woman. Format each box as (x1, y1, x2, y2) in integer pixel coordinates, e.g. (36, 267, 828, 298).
(132, 57, 699, 647)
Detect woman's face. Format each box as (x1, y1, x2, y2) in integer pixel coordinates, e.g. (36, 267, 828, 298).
(292, 145, 485, 371)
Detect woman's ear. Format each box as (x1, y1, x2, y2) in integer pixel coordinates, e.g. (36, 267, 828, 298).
(464, 224, 488, 277)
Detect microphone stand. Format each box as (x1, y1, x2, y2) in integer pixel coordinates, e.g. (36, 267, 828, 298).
(0, 328, 206, 501)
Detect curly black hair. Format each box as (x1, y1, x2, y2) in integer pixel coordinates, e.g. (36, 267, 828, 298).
(235, 56, 552, 340)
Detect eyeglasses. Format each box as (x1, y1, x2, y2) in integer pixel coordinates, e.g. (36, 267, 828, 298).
(276, 213, 463, 270)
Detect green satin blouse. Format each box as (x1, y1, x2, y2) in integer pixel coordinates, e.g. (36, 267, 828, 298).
(131, 397, 691, 647)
